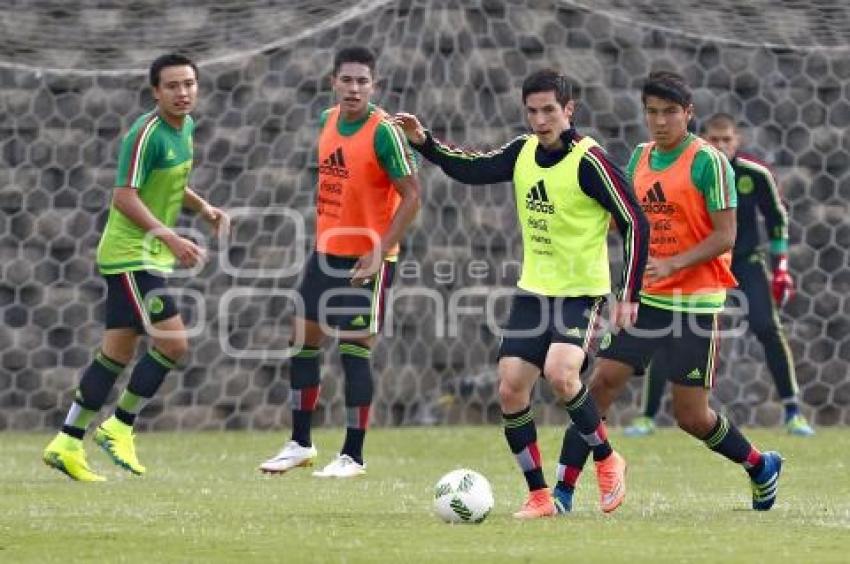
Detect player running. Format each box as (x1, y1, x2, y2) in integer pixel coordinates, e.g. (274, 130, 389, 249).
(625, 112, 813, 438)
(559, 71, 783, 511)
(43, 53, 230, 481)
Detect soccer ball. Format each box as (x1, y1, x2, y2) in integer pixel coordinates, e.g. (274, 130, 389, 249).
(433, 469, 494, 524)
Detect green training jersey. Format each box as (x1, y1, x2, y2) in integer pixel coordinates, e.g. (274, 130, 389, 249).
(96, 111, 195, 274)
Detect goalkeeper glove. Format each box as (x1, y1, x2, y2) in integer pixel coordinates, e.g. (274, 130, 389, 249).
(771, 254, 794, 307)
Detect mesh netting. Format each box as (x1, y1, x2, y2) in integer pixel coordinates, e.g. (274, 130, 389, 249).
(1, 0, 848, 432)
(0, 0, 391, 73)
(572, 0, 850, 50)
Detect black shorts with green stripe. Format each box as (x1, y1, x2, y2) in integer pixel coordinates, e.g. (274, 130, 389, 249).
(297, 251, 395, 334)
(104, 270, 179, 333)
(497, 292, 604, 372)
(597, 303, 720, 388)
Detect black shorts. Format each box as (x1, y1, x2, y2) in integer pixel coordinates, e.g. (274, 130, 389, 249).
(497, 292, 604, 371)
(597, 303, 720, 388)
(104, 270, 180, 333)
(297, 252, 395, 334)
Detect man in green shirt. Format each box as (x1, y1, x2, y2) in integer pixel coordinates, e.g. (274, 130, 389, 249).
(625, 112, 813, 437)
(258, 47, 420, 479)
(558, 71, 783, 512)
(43, 53, 230, 481)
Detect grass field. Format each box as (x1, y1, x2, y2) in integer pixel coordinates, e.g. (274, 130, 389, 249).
(2, 427, 848, 563)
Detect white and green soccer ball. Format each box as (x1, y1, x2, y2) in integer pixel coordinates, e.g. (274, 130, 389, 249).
(433, 469, 494, 524)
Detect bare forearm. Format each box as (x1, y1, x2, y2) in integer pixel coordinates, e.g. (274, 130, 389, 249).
(183, 187, 212, 217)
(670, 231, 733, 272)
(380, 194, 420, 255)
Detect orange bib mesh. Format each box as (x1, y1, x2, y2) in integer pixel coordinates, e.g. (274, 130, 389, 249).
(633, 138, 736, 295)
(315, 106, 401, 256)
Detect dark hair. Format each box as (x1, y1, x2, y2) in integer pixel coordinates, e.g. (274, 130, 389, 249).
(521, 69, 574, 106)
(702, 112, 737, 132)
(333, 46, 376, 76)
(641, 70, 692, 108)
(149, 53, 198, 87)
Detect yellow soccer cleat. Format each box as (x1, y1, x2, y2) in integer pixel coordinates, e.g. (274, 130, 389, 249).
(43, 434, 106, 482)
(93, 417, 146, 475)
(624, 415, 656, 437)
(785, 414, 815, 437)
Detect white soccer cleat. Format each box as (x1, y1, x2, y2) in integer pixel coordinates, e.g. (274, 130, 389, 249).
(312, 454, 366, 478)
(258, 440, 317, 474)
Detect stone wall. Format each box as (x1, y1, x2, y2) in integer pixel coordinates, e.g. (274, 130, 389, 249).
(1, 0, 848, 430)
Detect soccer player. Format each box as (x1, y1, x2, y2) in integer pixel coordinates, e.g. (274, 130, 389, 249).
(625, 113, 813, 437)
(43, 54, 230, 481)
(559, 71, 783, 511)
(394, 69, 649, 518)
(258, 47, 420, 478)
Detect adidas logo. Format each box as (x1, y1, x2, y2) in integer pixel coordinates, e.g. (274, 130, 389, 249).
(641, 182, 675, 215)
(685, 368, 702, 380)
(350, 315, 367, 328)
(525, 180, 555, 214)
(165, 148, 176, 160)
(563, 327, 581, 338)
(319, 147, 349, 178)
(643, 182, 666, 203)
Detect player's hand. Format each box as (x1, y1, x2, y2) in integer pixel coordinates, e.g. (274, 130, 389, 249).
(165, 234, 207, 267)
(611, 300, 639, 330)
(771, 255, 794, 307)
(392, 113, 427, 145)
(204, 206, 231, 238)
(350, 248, 384, 287)
(645, 256, 679, 283)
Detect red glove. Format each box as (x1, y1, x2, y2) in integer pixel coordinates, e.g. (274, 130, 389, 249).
(771, 255, 794, 307)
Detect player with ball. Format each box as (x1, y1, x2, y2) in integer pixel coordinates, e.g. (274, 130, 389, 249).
(396, 69, 649, 518)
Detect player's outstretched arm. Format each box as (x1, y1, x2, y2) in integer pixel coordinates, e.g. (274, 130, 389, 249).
(394, 113, 427, 145)
(112, 187, 206, 267)
(184, 187, 231, 237)
(393, 112, 520, 185)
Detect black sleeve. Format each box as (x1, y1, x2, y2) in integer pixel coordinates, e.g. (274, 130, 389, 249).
(411, 131, 525, 185)
(752, 166, 789, 253)
(577, 145, 650, 303)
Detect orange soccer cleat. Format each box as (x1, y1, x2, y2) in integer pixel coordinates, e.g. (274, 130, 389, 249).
(512, 488, 557, 519)
(595, 450, 627, 513)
